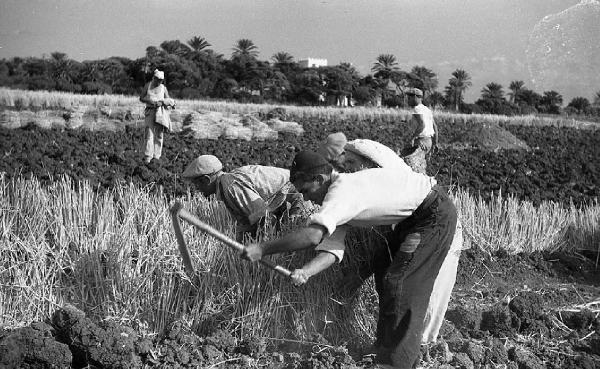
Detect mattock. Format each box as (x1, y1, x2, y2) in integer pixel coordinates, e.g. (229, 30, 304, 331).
(170, 201, 292, 283)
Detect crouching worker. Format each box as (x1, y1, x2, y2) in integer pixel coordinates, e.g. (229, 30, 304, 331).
(241, 151, 458, 369)
(182, 155, 307, 241)
(316, 132, 412, 173)
(316, 132, 348, 171)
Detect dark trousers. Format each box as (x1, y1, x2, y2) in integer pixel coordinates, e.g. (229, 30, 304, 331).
(374, 186, 457, 368)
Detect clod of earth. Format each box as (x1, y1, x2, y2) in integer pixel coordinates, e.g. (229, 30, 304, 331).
(0, 322, 72, 368)
(1, 110, 598, 206)
(1, 246, 599, 368)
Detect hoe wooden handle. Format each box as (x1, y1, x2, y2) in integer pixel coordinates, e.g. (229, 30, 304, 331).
(170, 202, 292, 278)
(170, 202, 196, 280)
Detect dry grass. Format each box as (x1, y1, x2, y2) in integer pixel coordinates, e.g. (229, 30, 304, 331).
(454, 189, 599, 254)
(0, 175, 598, 345)
(0, 175, 378, 347)
(0, 88, 136, 109)
(1, 87, 598, 129)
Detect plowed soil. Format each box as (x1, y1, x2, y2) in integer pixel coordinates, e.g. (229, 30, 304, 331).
(1, 110, 598, 206)
(1, 109, 599, 368)
(2, 245, 598, 368)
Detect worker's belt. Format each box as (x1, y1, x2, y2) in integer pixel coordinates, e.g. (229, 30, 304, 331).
(388, 185, 445, 254)
(411, 185, 443, 222)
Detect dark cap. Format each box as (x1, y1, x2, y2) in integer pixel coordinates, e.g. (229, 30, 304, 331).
(290, 150, 331, 181)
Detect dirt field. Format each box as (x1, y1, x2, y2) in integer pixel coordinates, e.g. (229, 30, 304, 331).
(2, 245, 598, 368)
(1, 110, 598, 206)
(1, 108, 598, 368)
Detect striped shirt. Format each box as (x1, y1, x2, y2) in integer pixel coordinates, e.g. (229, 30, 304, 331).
(216, 165, 301, 231)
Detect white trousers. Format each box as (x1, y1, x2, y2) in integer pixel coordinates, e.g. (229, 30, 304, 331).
(144, 120, 164, 162)
(421, 219, 463, 344)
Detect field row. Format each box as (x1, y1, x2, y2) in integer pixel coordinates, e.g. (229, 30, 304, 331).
(1, 175, 598, 333)
(2, 87, 599, 129)
(1, 113, 598, 206)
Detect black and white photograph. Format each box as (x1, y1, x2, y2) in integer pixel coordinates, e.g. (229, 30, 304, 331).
(0, 1, 598, 368)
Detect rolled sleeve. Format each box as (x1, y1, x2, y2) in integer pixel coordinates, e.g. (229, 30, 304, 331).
(314, 226, 348, 262)
(307, 180, 362, 236)
(309, 212, 339, 236)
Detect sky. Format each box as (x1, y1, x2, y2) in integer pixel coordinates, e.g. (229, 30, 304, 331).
(0, 0, 594, 102)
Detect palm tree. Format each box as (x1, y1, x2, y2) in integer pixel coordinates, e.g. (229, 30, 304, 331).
(187, 36, 211, 52)
(428, 91, 445, 109)
(50, 52, 72, 81)
(447, 69, 472, 111)
(232, 39, 259, 58)
(543, 90, 562, 106)
(481, 82, 505, 100)
(271, 52, 294, 65)
(410, 66, 438, 97)
(371, 54, 399, 77)
(160, 40, 191, 57)
(508, 80, 525, 103)
(540, 90, 563, 114)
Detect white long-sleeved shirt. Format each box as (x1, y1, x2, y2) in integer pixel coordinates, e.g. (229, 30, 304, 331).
(413, 103, 435, 138)
(310, 168, 436, 260)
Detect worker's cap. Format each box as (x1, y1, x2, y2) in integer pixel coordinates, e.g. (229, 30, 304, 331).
(345, 139, 406, 169)
(182, 155, 223, 178)
(316, 132, 347, 161)
(405, 87, 423, 97)
(153, 69, 165, 80)
(290, 150, 331, 181)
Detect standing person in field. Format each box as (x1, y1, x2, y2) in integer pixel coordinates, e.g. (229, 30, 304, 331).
(403, 88, 438, 174)
(241, 151, 458, 369)
(182, 155, 307, 241)
(315, 137, 464, 347)
(140, 69, 174, 164)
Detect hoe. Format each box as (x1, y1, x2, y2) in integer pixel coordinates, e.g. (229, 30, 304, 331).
(170, 201, 292, 282)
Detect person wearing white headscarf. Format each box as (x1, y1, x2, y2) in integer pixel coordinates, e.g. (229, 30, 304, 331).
(316, 134, 412, 173)
(343, 138, 412, 173)
(139, 69, 175, 164)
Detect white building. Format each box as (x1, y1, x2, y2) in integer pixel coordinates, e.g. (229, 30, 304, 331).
(298, 58, 328, 68)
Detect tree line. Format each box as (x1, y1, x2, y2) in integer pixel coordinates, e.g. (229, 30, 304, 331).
(1, 36, 599, 117)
